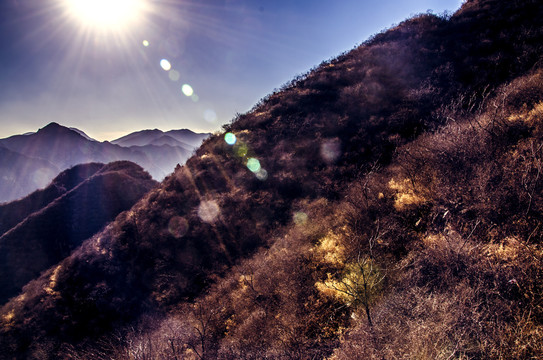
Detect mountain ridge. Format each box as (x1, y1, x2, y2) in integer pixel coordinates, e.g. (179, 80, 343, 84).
(0, 162, 104, 236)
(0, 123, 210, 202)
(1, 0, 542, 358)
(0, 160, 158, 305)
(111, 128, 210, 148)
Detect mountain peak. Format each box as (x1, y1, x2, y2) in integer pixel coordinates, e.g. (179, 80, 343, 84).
(37, 122, 80, 137)
(45, 122, 60, 127)
(39, 122, 62, 130)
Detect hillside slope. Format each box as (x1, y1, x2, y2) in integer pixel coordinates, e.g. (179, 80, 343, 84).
(0, 163, 104, 236)
(1, 0, 542, 358)
(0, 161, 157, 305)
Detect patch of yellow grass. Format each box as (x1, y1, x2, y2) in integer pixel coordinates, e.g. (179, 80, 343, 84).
(315, 231, 346, 266)
(389, 178, 426, 211)
(508, 101, 543, 126)
(44, 265, 62, 296)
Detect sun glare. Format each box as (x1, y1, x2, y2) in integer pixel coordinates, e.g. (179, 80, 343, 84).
(63, 0, 147, 30)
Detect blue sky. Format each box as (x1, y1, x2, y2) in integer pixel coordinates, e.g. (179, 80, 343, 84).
(0, 0, 463, 141)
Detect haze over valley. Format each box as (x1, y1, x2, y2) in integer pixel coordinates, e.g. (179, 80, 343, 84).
(0, 123, 209, 203)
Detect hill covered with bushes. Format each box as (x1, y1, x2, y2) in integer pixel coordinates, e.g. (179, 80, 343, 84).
(1, 0, 542, 358)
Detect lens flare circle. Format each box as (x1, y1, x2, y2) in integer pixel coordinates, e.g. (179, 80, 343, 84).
(224, 132, 236, 145)
(235, 143, 248, 157)
(168, 70, 180, 81)
(182, 84, 194, 97)
(247, 158, 261, 173)
(256, 168, 268, 181)
(320, 138, 342, 164)
(168, 216, 189, 238)
(160, 59, 172, 71)
(204, 109, 217, 123)
(198, 200, 220, 224)
(293, 211, 308, 226)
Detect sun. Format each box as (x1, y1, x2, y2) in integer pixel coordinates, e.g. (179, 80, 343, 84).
(62, 0, 147, 31)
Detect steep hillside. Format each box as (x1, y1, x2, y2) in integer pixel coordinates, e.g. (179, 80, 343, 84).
(133, 69, 542, 359)
(0, 163, 104, 236)
(0, 161, 157, 305)
(1, 0, 542, 358)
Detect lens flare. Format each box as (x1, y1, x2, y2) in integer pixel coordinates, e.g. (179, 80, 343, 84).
(204, 109, 217, 123)
(247, 158, 261, 173)
(235, 143, 248, 157)
(224, 132, 237, 145)
(168, 70, 180, 81)
(293, 211, 308, 225)
(160, 59, 172, 71)
(168, 216, 189, 238)
(142, 40, 149, 47)
(182, 84, 194, 97)
(256, 168, 268, 181)
(320, 138, 342, 164)
(198, 200, 220, 223)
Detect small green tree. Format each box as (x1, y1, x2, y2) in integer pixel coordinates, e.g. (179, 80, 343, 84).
(317, 256, 384, 327)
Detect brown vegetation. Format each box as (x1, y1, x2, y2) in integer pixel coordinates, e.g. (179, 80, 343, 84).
(1, 0, 543, 358)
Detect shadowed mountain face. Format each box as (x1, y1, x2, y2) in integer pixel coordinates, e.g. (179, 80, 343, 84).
(1, 0, 543, 358)
(0, 161, 157, 305)
(0, 162, 104, 237)
(0, 124, 209, 202)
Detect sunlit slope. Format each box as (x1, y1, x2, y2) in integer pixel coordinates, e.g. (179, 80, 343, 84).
(0, 0, 542, 358)
(158, 69, 543, 359)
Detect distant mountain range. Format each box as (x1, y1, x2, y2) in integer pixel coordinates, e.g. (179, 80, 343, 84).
(111, 128, 208, 148)
(0, 123, 210, 203)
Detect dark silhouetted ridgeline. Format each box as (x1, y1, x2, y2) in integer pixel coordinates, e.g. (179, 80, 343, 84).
(0, 161, 157, 305)
(0, 163, 104, 237)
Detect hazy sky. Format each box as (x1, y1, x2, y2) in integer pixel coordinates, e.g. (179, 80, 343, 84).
(0, 0, 463, 141)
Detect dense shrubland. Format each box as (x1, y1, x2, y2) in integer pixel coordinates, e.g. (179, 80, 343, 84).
(1, 0, 543, 358)
(90, 69, 543, 360)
